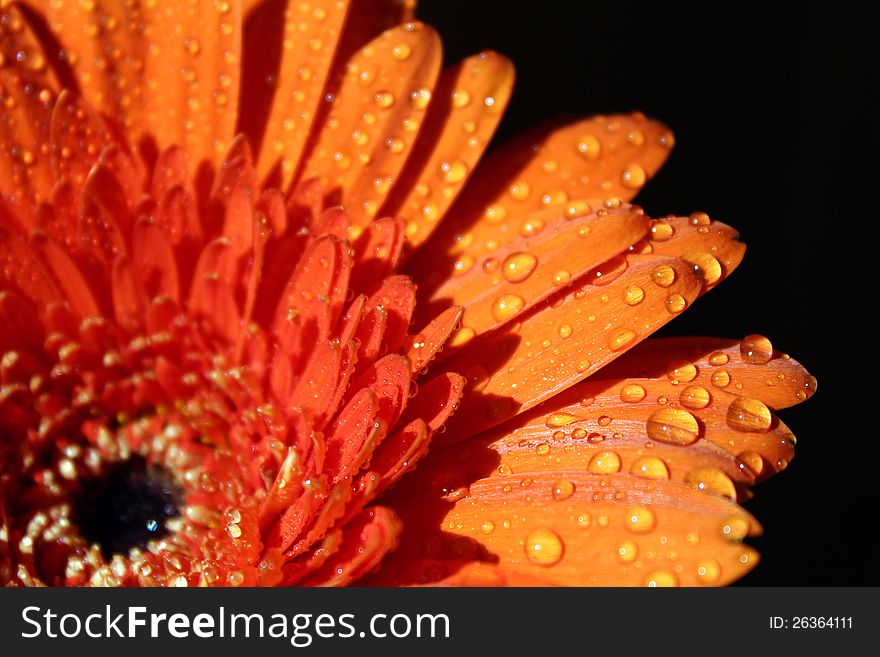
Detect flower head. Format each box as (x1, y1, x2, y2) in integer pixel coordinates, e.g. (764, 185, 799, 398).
(0, 0, 815, 587)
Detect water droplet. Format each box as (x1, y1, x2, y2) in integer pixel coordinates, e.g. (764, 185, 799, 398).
(552, 481, 576, 500)
(721, 517, 750, 542)
(679, 385, 711, 410)
(630, 456, 669, 480)
(621, 163, 646, 189)
(453, 254, 476, 276)
(696, 559, 721, 583)
(711, 370, 731, 388)
(451, 89, 471, 108)
(491, 294, 525, 321)
(617, 541, 638, 562)
(502, 252, 538, 283)
(577, 513, 592, 528)
(481, 520, 495, 534)
(392, 43, 412, 60)
(624, 286, 645, 306)
(546, 413, 582, 428)
(553, 270, 571, 285)
(650, 220, 674, 241)
(685, 468, 737, 500)
(438, 158, 468, 183)
(410, 87, 432, 109)
(737, 450, 764, 476)
(558, 323, 573, 339)
(644, 570, 679, 587)
(708, 351, 729, 366)
(726, 398, 772, 432)
(740, 334, 773, 364)
(588, 451, 621, 474)
(509, 181, 531, 201)
(519, 217, 544, 237)
(646, 408, 700, 445)
(620, 383, 647, 403)
(576, 134, 601, 160)
(665, 294, 687, 314)
(683, 250, 722, 285)
(626, 506, 656, 534)
(666, 359, 698, 383)
(689, 211, 711, 227)
(651, 264, 676, 287)
(525, 528, 564, 566)
(608, 328, 637, 352)
(373, 90, 395, 108)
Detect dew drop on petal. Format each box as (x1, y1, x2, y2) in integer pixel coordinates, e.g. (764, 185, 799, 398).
(646, 408, 700, 445)
(608, 328, 636, 352)
(626, 506, 656, 534)
(630, 457, 670, 480)
(644, 570, 679, 587)
(502, 252, 538, 283)
(679, 385, 711, 410)
(727, 398, 772, 432)
(650, 264, 676, 287)
(620, 383, 646, 403)
(491, 294, 525, 321)
(740, 334, 773, 364)
(588, 451, 621, 474)
(685, 468, 737, 500)
(524, 528, 564, 566)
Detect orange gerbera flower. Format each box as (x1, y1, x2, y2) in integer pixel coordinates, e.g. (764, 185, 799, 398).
(0, 0, 815, 587)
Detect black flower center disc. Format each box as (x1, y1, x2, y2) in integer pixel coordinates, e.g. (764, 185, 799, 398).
(70, 456, 183, 560)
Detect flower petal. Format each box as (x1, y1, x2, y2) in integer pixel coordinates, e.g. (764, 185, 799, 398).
(351, 216, 406, 292)
(298, 22, 442, 229)
(435, 255, 702, 446)
(385, 472, 759, 586)
(405, 305, 463, 374)
(645, 215, 745, 292)
(409, 113, 672, 285)
(0, 3, 57, 209)
(382, 51, 515, 250)
(241, 0, 351, 186)
(301, 505, 401, 586)
(600, 336, 817, 411)
(415, 204, 650, 346)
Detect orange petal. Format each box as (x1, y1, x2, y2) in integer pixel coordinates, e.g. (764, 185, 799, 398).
(368, 417, 430, 488)
(301, 505, 401, 586)
(271, 234, 351, 343)
(131, 219, 180, 302)
(298, 22, 442, 229)
(405, 305, 463, 374)
(0, 3, 57, 209)
(241, 0, 351, 186)
(111, 255, 146, 335)
(401, 371, 464, 432)
(323, 388, 380, 484)
(117, 0, 242, 168)
(436, 255, 702, 446)
(386, 472, 759, 586)
(29, 232, 100, 318)
(363, 274, 416, 354)
(416, 203, 650, 345)
(44, 1, 148, 141)
(409, 113, 673, 283)
(644, 214, 746, 292)
(351, 216, 406, 292)
(600, 336, 817, 410)
(381, 51, 515, 250)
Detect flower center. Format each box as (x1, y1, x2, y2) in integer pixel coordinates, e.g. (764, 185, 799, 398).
(70, 455, 183, 560)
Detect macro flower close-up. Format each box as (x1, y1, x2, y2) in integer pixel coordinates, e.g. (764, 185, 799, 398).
(0, 0, 817, 587)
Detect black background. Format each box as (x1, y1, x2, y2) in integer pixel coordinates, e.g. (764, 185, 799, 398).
(420, 0, 873, 585)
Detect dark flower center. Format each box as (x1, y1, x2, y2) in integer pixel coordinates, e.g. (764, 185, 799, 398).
(70, 456, 183, 560)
